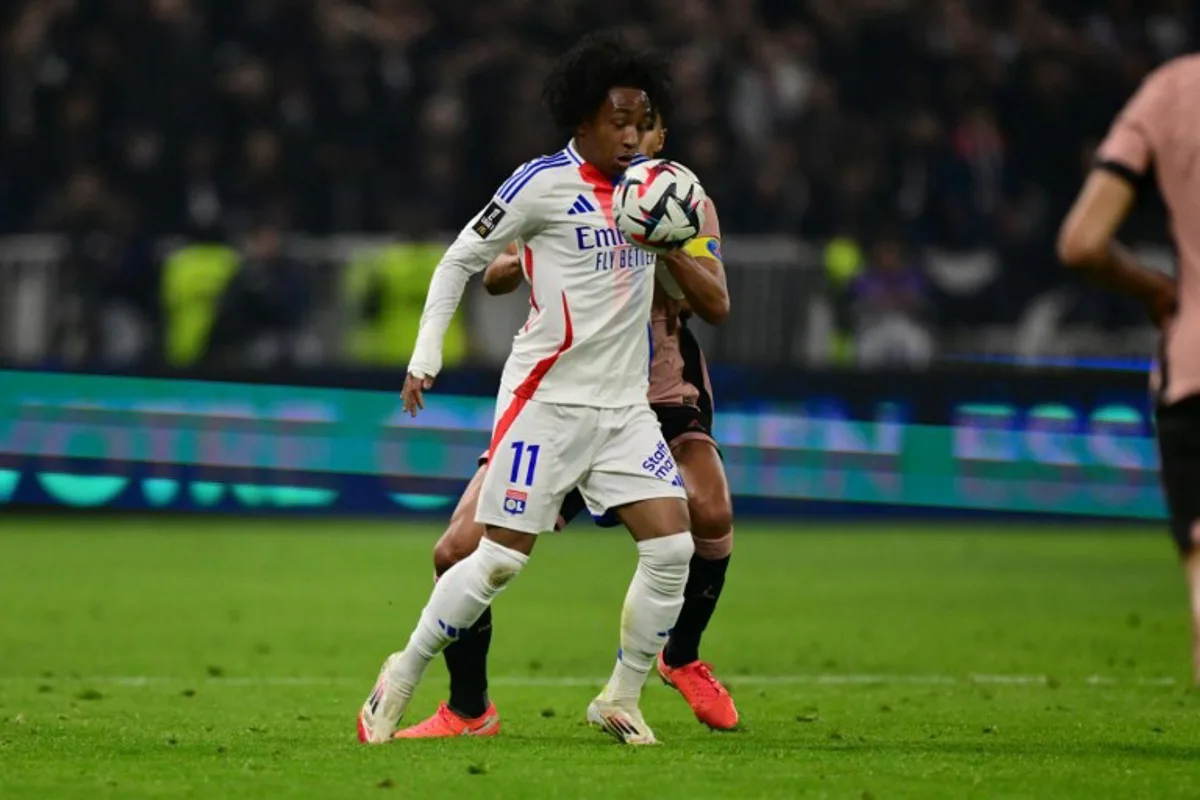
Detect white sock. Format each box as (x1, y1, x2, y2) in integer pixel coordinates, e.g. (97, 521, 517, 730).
(604, 532, 695, 704)
(387, 537, 528, 687)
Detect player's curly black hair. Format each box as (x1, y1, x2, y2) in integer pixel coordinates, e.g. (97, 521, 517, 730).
(542, 31, 674, 133)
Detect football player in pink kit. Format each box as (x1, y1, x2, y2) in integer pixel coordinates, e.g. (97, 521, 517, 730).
(394, 110, 738, 741)
(1058, 56, 1193, 679)
(357, 33, 719, 745)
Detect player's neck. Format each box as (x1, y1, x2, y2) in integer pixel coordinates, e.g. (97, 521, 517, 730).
(571, 138, 619, 181)
(567, 138, 584, 165)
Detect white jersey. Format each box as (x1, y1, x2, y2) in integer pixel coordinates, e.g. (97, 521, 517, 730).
(409, 141, 656, 407)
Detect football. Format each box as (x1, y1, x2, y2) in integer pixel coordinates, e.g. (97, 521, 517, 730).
(614, 159, 707, 255)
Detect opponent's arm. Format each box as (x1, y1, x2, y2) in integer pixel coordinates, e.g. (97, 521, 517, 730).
(1056, 66, 1176, 328)
(482, 242, 524, 295)
(1057, 171, 1174, 326)
(657, 198, 729, 325)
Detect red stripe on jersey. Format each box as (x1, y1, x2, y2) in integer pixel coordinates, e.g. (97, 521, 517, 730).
(522, 245, 537, 333)
(578, 163, 616, 226)
(524, 245, 538, 312)
(488, 292, 575, 455)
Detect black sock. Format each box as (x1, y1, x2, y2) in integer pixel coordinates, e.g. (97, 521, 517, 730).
(443, 605, 492, 719)
(663, 554, 730, 668)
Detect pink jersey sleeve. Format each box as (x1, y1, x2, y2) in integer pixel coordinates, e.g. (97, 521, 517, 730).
(1095, 65, 1175, 177)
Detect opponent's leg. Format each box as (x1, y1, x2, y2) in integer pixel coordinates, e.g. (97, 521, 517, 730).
(664, 440, 733, 665)
(657, 438, 739, 729)
(588, 492, 693, 745)
(1155, 401, 1200, 685)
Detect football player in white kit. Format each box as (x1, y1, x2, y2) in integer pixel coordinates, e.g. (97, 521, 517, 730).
(357, 32, 706, 746)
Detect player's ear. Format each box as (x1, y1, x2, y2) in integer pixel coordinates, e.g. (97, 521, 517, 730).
(581, 104, 608, 135)
(574, 116, 593, 142)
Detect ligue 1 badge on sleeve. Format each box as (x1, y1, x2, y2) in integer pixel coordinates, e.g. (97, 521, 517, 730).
(473, 201, 507, 239)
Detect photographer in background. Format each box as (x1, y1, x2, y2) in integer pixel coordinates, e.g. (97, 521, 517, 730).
(846, 231, 935, 368)
(202, 215, 310, 369)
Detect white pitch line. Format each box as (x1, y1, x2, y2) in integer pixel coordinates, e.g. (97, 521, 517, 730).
(0, 674, 1179, 688)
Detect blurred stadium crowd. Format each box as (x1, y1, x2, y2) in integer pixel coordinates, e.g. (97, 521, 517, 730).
(0, 0, 1193, 368)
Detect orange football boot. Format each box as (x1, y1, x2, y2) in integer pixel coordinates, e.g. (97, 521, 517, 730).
(392, 702, 501, 739)
(657, 651, 739, 730)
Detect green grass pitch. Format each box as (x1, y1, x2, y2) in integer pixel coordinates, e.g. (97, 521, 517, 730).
(0, 516, 1197, 799)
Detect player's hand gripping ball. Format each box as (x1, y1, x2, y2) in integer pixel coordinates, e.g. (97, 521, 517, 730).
(615, 159, 707, 255)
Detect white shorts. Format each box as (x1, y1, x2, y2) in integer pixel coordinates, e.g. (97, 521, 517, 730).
(475, 389, 687, 534)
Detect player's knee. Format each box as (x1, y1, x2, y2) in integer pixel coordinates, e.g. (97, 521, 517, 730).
(690, 492, 733, 560)
(689, 493, 733, 544)
(477, 537, 528, 589)
(432, 524, 483, 576)
(637, 532, 694, 590)
(432, 537, 459, 576)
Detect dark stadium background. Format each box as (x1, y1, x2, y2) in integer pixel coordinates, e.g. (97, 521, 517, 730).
(0, 0, 1186, 517)
(2, 4, 1198, 798)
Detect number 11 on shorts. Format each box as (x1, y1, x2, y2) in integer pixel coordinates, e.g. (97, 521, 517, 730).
(509, 440, 540, 486)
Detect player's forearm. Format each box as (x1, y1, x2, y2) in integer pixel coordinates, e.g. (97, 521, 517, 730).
(659, 251, 729, 325)
(407, 256, 476, 378)
(1064, 241, 1174, 310)
(1057, 167, 1172, 318)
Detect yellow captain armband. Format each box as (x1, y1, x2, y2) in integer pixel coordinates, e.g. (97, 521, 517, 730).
(682, 236, 722, 262)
